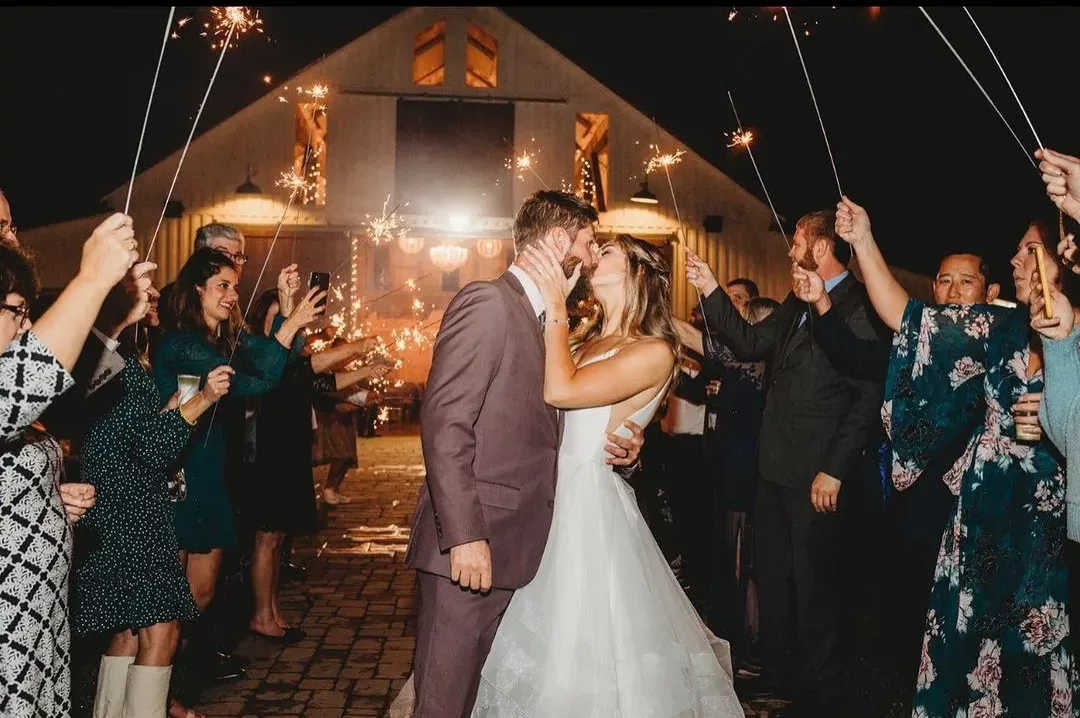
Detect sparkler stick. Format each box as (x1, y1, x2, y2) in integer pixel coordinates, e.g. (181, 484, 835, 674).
(782, 6, 843, 198)
(125, 7, 174, 216)
(649, 120, 714, 350)
(144, 21, 235, 262)
(362, 275, 432, 306)
(727, 91, 790, 250)
(962, 7, 1044, 151)
(917, 7, 1037, 169)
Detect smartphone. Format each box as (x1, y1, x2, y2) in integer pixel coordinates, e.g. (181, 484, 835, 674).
(309, 271, 330, 309)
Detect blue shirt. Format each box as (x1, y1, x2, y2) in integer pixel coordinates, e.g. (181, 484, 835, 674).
(799, 269, 850, 327)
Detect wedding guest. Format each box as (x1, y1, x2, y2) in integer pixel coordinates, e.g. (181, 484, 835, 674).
(74, 272, 232, 718)
(0, 214, 138, 718)
(830, 195, 1079, 716)
(245, 288, 388, 643)
(686, 210, 885, 716)
(794, 248, 1003, 705)
(0, 188, 18, 248)
(153, 249, 323, 669)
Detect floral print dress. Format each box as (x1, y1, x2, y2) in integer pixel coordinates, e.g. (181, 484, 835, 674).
(884, 300, 1080, 717)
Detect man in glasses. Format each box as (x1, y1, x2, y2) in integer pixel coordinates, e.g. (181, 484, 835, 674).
(0, 189, 18, 248)
(192, 223, 248, 270)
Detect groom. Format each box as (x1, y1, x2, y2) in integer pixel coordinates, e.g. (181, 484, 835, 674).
(406, 190, 645, 717)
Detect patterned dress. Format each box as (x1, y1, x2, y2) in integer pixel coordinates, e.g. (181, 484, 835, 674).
(0, 332, 76, 718)
(885, 300, 1080, 717)
(72, 350, 199, 636)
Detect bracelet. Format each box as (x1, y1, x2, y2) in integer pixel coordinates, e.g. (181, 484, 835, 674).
(177, 402, 197, 427)
(544, 317, 569, 328)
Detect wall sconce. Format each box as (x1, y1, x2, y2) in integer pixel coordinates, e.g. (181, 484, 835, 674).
(164, 200, 185, 219)
(235, 165, 263, 195)
(702, 215, 724, 233)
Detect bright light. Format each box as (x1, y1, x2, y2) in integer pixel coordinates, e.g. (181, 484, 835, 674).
(449, 215, 470, 232)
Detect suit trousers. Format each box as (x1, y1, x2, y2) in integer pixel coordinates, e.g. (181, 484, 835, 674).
(754, 479, 842, 698)
(664, 433, 710, 601)
(413, 569, 513, 718)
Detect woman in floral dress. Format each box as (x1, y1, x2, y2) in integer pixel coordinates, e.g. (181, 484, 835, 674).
(827, 197, 1080, 716)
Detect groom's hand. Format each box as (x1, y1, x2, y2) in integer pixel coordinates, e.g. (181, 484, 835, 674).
(449, 539, 492, 593)
(605, 420, 645, 467)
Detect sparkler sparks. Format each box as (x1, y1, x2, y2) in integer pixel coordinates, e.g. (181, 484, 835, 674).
(725, 129, 754, 148)
(364, 196, 410, 247)
(204, 6, 263, 49)
(644, 145, 686, 175)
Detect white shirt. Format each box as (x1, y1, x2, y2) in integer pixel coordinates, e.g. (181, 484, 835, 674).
(508, 264, 545, 320)
(662, 365, 706, 436)
(92, 327, 120, 352)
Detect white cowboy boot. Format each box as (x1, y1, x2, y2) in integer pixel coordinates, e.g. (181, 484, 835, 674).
(93, 656, 135, 718)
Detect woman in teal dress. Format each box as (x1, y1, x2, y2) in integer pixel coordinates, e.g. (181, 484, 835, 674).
(829, 198, 1080, 716)
(74, 281, 234, 718)
(153, 250, 324, 635)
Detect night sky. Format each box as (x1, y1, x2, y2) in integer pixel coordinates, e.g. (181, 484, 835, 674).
(3, 6, 1078, 290)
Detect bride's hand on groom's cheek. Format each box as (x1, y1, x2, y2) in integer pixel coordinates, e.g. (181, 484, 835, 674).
(521, 241, 580, 310)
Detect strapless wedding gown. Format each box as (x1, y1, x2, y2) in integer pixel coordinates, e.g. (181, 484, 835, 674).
(471, 349, 745, 717)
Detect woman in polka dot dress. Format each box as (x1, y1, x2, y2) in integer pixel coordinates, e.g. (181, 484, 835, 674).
(73, 288, 233, 718)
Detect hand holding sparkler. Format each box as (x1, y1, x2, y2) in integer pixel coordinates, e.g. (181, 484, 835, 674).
(835, 196, 873, 250)
(82, 214, 139, 290)
(276, 263, 301, 317)
(1037, 148, 1080, 224)
(792, 263, 832, 316)
(684, 248, 719, 297)
(1030, 272, 1075, 341)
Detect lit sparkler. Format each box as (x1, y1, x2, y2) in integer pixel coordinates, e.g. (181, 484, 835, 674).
(725, 129, 754, 149)
(364, 196, 410, 246)
(204, 6, 263, 49)
(644, 145, 686, 175)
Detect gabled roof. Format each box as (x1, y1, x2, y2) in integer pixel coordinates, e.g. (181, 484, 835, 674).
(106, 6, 767, 219)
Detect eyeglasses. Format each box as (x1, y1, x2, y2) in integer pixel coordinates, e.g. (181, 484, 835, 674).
(222, 251, 248, 266)
(0, 221, 16, 238)
(0, 303, 30, 324)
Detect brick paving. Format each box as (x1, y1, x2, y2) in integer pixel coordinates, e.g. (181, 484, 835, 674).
(193, 433, 782, 717)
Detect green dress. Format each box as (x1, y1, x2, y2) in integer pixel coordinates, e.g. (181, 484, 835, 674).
(73, 350, 199, 636)
(154, 322, 287, 553)
(886, 301, 1080, 717)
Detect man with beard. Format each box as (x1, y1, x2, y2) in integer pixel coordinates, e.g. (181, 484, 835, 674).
(686, 209, 886, 717)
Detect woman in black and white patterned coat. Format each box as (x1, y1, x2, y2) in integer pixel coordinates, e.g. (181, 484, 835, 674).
(0, 213, 139, 718)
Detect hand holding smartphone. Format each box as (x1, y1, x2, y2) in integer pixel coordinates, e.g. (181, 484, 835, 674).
(309, 271, 330, 309)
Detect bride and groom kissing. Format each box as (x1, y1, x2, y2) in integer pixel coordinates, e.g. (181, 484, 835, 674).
(396, 190, 745, 717)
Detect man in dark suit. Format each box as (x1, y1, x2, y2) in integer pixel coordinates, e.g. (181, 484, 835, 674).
(406, 190, 645, 717)
(687, 209, 886, 716)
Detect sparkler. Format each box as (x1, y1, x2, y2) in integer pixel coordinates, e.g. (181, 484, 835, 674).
(501, 137, 547, 187)
(783, 7, 843, 198)
(204, 6, 263, 50)
(917, 7, 1036, 169)
(725, 129, 754, 149)
(145, 7, 256, 261)
(364, 196, 410, 246)
(962, 7, 1044, 152)
(647, 120, 713, 349)
(727, 91, 790, 249)
(124, 7, 174, 217)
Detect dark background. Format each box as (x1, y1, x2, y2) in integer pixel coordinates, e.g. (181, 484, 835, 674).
(1, 6, 1076, 289)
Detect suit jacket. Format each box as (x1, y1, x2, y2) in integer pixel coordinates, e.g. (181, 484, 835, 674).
(40, 332, 126, 440)
(406, 272, 559, 590)
(700, 274, 886, 489)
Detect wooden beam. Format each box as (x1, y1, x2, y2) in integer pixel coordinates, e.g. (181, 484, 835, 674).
(340, 88, 567, 104)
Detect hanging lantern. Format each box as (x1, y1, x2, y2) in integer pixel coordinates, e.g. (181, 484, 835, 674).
(429, 242, 469, 272)
(475, 238, 502, 259)
(397, 232, 425, 254)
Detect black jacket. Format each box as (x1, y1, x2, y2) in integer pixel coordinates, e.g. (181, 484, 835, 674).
(700, 274, 886, 488)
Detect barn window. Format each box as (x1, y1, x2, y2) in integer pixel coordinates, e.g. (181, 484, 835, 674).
(413, 20, 446, 86)
(574, 113, 609, 212)
(465, 21, 498, 88)
(294, 101, 327, 206)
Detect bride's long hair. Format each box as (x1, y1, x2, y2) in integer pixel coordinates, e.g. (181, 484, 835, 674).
(570, 234, 681, 386)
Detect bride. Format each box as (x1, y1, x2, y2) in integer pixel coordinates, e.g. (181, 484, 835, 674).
(394, 234, 744, 717)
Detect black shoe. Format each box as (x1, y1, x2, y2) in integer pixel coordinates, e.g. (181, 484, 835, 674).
(204, 653, 247, 682)
(251, 627, 306, 645)
(281, 561, 307, 582)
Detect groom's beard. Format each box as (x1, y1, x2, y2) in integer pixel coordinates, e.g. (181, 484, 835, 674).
(563, 255, 596, 311)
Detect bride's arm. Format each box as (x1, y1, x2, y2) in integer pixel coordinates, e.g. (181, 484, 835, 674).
(541, 329, 674, 409)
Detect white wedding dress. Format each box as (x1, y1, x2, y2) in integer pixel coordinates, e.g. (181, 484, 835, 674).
(471, 349, 745, 717)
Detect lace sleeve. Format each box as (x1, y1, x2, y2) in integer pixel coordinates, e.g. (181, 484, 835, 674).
(0, 331, 75, 441)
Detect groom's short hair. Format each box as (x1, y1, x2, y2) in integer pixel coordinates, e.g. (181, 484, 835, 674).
(513, 190, 598, 254)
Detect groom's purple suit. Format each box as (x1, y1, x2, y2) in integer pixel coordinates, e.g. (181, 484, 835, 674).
(406, 271, 559, 717)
